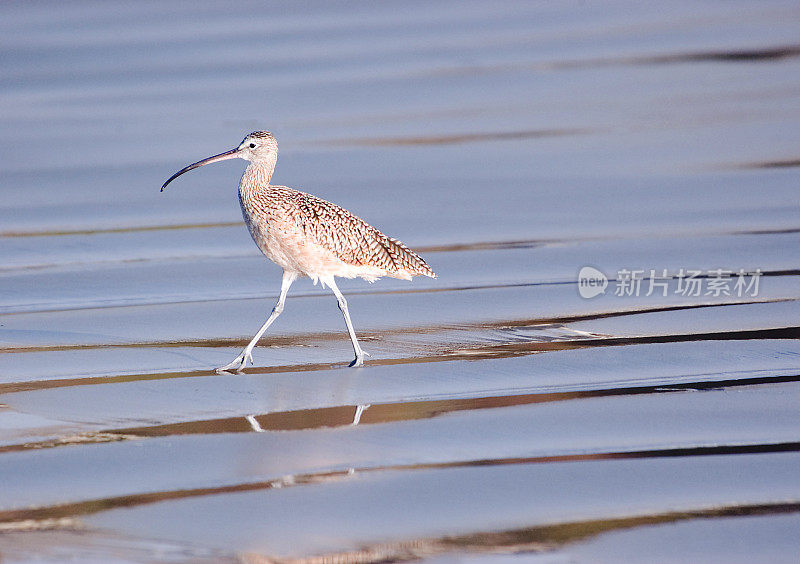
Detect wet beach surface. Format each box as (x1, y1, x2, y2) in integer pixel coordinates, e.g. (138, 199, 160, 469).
(1, 1, 799, 562)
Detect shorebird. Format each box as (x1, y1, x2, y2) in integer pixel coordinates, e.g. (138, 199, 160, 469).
(161, 131, 435, 372)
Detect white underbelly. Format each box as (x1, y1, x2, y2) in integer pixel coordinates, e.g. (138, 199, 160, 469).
(243, 211, 387, 282)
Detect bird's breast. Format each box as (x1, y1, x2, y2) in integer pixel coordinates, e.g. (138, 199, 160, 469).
(237, 185, 322, 275)
(239, 187, 284, 260)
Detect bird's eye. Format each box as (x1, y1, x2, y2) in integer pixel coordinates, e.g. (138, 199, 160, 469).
(249, 143, 256, 148)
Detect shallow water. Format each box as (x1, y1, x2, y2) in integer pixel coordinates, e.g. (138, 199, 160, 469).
(1, 1, 799, 562)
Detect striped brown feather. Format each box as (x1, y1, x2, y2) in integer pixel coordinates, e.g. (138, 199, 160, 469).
(273, 187, 436, 278)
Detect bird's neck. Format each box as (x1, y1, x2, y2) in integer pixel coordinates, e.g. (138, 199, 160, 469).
(240, 158, 276, 192)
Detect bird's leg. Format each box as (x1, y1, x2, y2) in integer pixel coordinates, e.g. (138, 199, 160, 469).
(327, 278, 368, 367)
(216, 271, 297, 373)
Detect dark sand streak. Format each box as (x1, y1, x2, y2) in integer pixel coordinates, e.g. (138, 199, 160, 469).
(2, 373, 798, 455)
(737, 158, 800, 169)
(322, 128, 593, 147)
(430, 44, 800, 78)
(114, 373, 800, 438)
(253, 501, 800, 563)
(3, 262, 796, 315)
(0, 325, 796, 395)
(0, 443, 797, 526)
(0, 293, 794, 359)
(0, 222, 242, 239)
(632, 45, 800, 65)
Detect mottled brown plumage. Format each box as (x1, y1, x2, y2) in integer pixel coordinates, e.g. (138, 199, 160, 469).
(161, 130, 435, 371)
(240, 184, 435, 282)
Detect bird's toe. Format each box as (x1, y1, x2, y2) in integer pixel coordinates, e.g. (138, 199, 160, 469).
(216, 353, 248, 373)
(349, 357, 365, 368)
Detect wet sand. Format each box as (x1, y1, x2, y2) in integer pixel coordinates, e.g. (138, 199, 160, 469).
(1, 1, 799, 562)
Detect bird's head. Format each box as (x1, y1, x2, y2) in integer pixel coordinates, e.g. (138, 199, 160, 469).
(236, 131, 278, 163)
(161, 131, 278, 192)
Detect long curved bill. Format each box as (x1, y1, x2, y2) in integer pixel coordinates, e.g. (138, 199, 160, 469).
(161, 148, 240, 192)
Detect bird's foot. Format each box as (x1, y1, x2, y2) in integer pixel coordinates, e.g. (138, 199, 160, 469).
(348, 350, 369, 368)
(216, 349, 253, 373)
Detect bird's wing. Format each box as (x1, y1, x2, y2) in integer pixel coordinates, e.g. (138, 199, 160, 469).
(281, 188, 435, 278)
